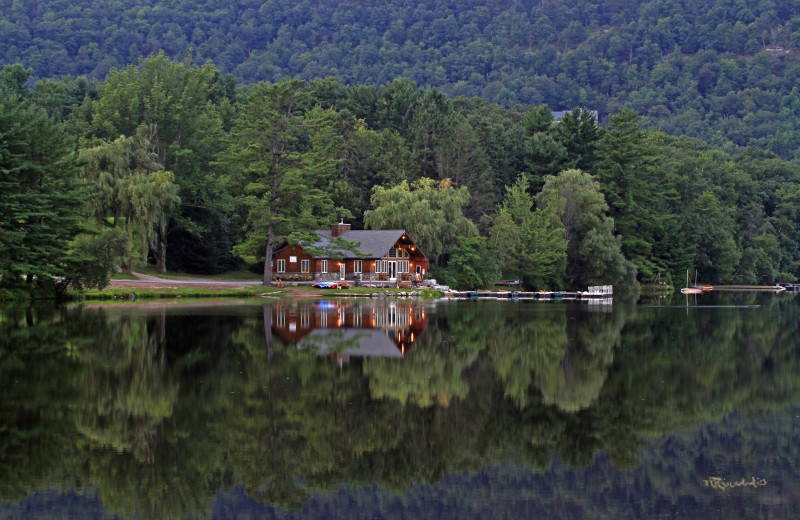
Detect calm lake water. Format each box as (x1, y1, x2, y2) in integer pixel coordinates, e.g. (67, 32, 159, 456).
(1, 291, 799, 519)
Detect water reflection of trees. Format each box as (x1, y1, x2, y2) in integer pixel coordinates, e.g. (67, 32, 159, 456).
(1, 295, 799, 518)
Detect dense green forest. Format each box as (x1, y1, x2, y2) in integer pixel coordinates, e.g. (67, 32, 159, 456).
(1, 49, 799, 296)
(5, 0, 800, 159)
(1, 298, 798, 518)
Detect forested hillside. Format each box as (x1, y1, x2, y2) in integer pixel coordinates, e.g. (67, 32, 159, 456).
(2, 55, 798, 296)
(4, 0, 800, 159)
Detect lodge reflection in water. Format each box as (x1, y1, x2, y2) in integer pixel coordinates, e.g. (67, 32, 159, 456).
(271, 300, 427, 361)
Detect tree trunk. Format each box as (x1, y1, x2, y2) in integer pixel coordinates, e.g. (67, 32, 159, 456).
(263, 220, 275, 286)
(156, 226, 167, 273)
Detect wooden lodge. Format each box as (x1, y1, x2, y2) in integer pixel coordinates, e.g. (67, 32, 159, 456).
(272, 223, 429, 284)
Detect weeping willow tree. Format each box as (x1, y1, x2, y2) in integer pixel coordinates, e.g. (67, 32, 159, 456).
(79, 131, 180, 272)
(364, 178, 477, 266)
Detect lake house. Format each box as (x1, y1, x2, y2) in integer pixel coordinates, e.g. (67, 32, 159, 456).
(271, 223, 429, 283)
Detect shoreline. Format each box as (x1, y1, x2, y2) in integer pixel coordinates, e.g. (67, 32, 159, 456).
(79, 273, 439, 301)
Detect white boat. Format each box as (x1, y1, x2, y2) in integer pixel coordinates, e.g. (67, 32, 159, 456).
(681, 270, 702, 294)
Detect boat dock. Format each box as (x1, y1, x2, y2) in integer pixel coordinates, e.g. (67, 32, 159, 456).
(444, 285, 614, 302)
(708, 285, 788, 292)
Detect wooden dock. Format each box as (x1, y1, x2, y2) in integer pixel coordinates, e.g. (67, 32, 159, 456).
(706, 285, 787, 292)
(443, 285, 613, 302)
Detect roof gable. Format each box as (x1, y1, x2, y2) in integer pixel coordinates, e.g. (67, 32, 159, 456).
(310, 229, 407, 259)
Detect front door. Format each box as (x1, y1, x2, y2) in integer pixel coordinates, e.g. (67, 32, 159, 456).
(340, 263, 346, 281)
(388, 261, 397, 280)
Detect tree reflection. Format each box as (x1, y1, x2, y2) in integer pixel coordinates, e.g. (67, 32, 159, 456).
(73, 310, 177, 462)
(1, 295, 799, 519)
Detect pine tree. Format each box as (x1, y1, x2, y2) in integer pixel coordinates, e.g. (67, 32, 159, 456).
(219, 79, 340, 285)
(596, 109, 673, 281)
(487, 174, 567, 289)
(0, 94, 86, 292)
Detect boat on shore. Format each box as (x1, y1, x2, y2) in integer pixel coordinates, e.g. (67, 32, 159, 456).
(681, 270, 702, 294)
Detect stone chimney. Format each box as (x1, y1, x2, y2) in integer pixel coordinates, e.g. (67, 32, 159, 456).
(331, 221, 351, 237)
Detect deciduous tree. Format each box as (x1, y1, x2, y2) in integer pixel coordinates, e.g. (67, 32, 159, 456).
(537, 169, 637, 290)
(364, 178, 477, 266)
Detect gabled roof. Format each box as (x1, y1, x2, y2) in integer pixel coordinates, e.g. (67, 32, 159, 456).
(309, 229, 415, 259)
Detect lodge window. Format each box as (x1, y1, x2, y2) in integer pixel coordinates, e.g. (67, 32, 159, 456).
(321, 260, 328, 273)
(277, 259, 286, 273)
(301, 259, 309, 273)
(354, 260, 362, 273)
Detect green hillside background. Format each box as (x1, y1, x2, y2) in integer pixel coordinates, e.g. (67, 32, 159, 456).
(4, 0, 800, 159)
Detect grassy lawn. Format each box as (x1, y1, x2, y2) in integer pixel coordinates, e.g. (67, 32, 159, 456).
(79, 285, 280, 300)
(109, 271, 139, 280)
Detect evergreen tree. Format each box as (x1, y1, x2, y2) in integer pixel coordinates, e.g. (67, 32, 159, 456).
(596, 109, 672, 281)
(219, 79, 340, 285)
(556, 107, 600, 172)
(0, 94, 86, 293)
(487, 174, 567, 289)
